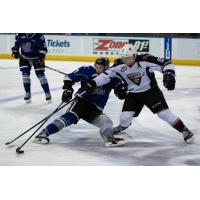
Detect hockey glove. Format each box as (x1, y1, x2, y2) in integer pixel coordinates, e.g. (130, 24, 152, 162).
(62, 89, 74, 102)
(62, 80, 74, 102)
(84, 80, 97, 94)
(163, 70, 176, 90)
(114, 83, 127, 100)
(11, 46, 20, 59)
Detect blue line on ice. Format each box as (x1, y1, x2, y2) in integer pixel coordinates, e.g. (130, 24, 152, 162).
(0, 87, 62, 104)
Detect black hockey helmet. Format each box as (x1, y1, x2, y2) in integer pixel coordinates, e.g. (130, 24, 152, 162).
(95, 57, 110, 70)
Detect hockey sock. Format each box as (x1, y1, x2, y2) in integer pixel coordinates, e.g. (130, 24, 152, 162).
(45, 112, 79, 136)
(22, 75, 31, 93)
(119, 111, 135, 127)
(38, 75, 50, 93)
(171, 118, 185, 132)
(157, 109, 185, 132)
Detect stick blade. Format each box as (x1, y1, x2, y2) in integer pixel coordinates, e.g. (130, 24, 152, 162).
(16, 147, 24, 154)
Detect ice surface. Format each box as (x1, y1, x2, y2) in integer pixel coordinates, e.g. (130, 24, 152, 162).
(0, 59, 200, 165)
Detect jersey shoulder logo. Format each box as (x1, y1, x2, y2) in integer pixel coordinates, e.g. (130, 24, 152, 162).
(121, 65, 127, 72)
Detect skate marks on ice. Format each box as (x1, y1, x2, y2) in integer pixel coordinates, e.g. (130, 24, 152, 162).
(45, 123, 200, 166)
(168, 154, 200, 165)
(52, 136, 200, 166)
(128, 122, 200, 165)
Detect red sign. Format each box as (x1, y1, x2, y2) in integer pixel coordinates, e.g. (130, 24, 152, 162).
(94, 39, 128, 51)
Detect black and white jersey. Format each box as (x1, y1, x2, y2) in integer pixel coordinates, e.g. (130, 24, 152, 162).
(94, 54, 175, 93)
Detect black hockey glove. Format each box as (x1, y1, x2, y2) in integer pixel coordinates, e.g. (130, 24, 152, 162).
(11, 46, 20, 59)
(84, 80, 97, 94)
(163, 70, 176, 90)
(62, 89, 74, 102)
(62, 80, 74, 102)
(114, 83, 127, 100)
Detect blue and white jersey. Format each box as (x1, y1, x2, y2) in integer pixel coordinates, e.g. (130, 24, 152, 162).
(64, 66, 122, 111)
(14, 33, 47, 60)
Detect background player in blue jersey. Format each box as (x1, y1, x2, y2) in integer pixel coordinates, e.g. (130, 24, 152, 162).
(11, 33, 51, 103)
(34, 57, 126, 147)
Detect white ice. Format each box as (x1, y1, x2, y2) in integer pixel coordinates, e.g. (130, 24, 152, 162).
(0, 59, 200, 165)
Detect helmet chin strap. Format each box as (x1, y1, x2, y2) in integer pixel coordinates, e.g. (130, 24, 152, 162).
(131, 54, 137, 61)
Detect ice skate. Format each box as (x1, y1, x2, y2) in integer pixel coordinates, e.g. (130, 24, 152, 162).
(113, 125, 128, 135)
(24, 93, 31, 103)
(34, 130, 50, 144)
(45, 93, 52, 103)
(182, 127, 194, 144)
(104, 135, 126, 147)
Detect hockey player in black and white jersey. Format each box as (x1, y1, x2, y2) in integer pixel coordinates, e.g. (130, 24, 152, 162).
(84, 44, 194, 143)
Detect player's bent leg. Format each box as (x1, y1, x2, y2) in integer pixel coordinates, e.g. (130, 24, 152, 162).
(92, 114, 126, 147)
(113, 111, 135, 134)
(157, 109, 194, 143)
(35, 112, 79, 144)
(35, 69, 51, 102)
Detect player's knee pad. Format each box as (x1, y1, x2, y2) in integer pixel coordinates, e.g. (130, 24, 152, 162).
(20, 66, 31, 75)
(35, 69, 47, 85)
(35, 69, 45, 78)
(120, 111, 134, 127)
(157, 109, 178, 125)
(59, 112, 79, 126)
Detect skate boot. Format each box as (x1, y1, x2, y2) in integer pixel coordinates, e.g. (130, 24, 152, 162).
(24, 92, 31, 103)
(34, 129, 50, 144)
(104, 135, 126, 147)
(181, 127, 194, 143)
(113, 125, 128, 135)
(45, 93, 52, 103)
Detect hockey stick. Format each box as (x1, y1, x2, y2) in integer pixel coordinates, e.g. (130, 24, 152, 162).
(45, 66, 67, 75)
(17, 54, 67, 75)
(5, 102, 64, 146)
(15, 91, 86, 154)
(15, 100, 72, 154)
(5, 91, 85, 146)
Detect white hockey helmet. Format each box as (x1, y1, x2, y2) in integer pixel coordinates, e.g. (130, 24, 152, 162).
(119, 44, 137, 60)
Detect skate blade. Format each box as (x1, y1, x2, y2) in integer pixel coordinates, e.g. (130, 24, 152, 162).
(34, 138, 49, 144)
(104, 140, 127, 147)
(25, 99, 31, 104)
(185, 137, 194, 144)
(46, 99, 52, 104)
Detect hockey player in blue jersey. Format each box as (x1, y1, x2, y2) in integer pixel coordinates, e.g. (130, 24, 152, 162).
(11, 33, 51, 103)
(34, 57, 127, 147)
